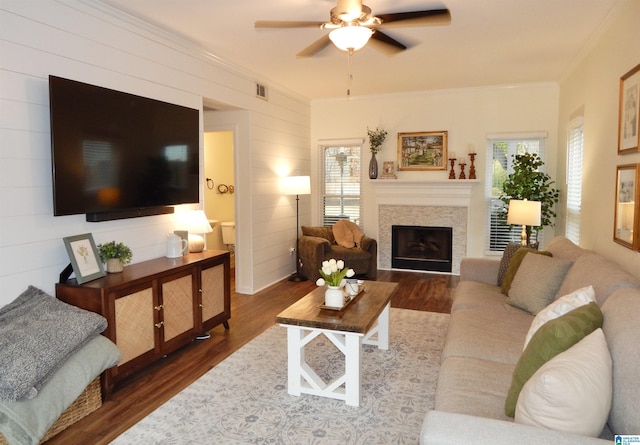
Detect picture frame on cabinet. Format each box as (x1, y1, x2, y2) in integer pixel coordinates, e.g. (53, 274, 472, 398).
(613, 164, 640, 250)
(63, 233, 105, 283)
(397, 131, 448, 171)
(618, 63, 640, 154)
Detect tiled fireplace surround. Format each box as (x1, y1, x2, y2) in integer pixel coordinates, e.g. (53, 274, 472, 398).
(372, 180, 477, 275)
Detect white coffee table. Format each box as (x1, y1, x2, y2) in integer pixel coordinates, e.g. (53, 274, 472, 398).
(275, 281, 397, 406)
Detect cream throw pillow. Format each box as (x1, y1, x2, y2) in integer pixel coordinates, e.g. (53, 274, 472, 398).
(506, 254, 573, 314)
(523, 285, 596, 349)
(515, 328, 612, 437)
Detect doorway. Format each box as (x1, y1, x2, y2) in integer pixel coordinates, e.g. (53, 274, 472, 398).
(204, 130, 235, 271)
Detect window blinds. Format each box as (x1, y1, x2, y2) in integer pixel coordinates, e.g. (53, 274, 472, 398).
(565, 118, 584, 244)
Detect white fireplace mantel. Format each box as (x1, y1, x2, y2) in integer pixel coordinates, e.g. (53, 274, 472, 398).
(370, 179, 479, 207)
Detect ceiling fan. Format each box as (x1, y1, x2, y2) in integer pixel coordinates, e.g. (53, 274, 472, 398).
(255, 0, 451, 57)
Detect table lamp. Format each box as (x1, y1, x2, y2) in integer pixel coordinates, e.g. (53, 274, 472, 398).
(179, 210, 213, 253)
(283, 175, 311, 281)
(507, 199, 541, 246)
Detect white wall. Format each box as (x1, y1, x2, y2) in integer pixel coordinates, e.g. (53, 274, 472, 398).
(0, 1, 310, 305)
(557, 0, 640, 279)
(310, 84, 560, 260)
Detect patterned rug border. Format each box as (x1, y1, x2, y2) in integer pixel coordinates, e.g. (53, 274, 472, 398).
(112, 308, 450, 445)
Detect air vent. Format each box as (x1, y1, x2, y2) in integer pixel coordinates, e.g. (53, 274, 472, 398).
(256, 82, 268, 100)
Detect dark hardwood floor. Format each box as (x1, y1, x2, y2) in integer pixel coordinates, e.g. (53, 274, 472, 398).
(45, 269, 456, 445)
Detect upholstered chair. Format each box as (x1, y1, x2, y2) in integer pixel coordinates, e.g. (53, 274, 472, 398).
(298, 225, 377, 281)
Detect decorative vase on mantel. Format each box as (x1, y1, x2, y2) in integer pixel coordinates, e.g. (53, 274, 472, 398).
(324, 285, 345, 308)
(106, 258, 124, 273)
(369, 152, 379, 179)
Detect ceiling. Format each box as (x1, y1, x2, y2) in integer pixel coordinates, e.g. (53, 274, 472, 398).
(101, 0, 621, 101)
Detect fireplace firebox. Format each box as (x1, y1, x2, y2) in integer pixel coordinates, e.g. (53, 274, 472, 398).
(391, 225, 453, 272)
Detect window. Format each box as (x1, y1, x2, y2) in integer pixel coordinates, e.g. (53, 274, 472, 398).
(485, 133, 546, 254)
(565, 118, 584, 244)
(319, 142, 362, 226)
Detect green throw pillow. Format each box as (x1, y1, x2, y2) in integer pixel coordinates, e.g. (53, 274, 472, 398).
(501, 249, 552, 295)
(504, 302, 603, 417)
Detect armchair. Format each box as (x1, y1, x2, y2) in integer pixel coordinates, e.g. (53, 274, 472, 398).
(298, 225, 377, 281)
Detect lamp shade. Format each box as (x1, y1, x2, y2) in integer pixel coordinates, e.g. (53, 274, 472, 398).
(507, 199, 541, 226)
(178, 210, 213, 234)
(329, 26, 373, 51)
(283, 176, 311, 196)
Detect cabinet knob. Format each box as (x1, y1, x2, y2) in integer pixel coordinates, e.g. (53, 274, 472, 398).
(199, 303, 203, 308)
(154, 304, 164, 311)
(155, 321, 164, 328)
(199, 288, 203, 293)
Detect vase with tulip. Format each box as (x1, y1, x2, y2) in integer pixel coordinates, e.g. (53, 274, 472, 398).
(315, 259, 355, 308)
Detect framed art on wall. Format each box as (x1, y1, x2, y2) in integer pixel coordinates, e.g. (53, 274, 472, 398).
(618, 63, 640, 154)
(613, 164, 640, 250)
(397, 131, 448, 171)
(63, 233, 105, 283)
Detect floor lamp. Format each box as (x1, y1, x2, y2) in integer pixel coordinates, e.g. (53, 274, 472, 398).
(507, 199, 541, 246)
(284, 175, 311, 282)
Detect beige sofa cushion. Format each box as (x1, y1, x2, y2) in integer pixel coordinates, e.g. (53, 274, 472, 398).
(545, 236, 588, 261)
(442, 306, 532, 365)
(435, 356, 515, 421)
(601, 287, 640, 435)
(555, 253, 640, 305)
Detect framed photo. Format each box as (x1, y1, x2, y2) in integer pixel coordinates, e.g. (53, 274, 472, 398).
(618, 64, 640, 154)
(63, 233, 105, 283)
(613, 164, 640, 250)
(398, 131, 448, 171)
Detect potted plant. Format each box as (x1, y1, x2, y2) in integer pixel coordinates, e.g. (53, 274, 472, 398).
(367, 127, 387, 179)
(97, 241, 133, 273)
(499, 152, 560, 244)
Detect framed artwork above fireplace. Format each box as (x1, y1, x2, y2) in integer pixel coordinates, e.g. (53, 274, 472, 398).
(397, 131, 448, 171)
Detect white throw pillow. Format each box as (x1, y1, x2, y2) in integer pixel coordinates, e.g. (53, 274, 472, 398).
(515, 328, 612, 437)
(523, 285, 596, 349)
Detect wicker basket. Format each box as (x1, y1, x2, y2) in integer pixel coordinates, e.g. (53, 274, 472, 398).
(0, 377, 102, 445)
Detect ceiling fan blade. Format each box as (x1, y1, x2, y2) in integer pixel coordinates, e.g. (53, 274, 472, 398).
(255, 20, 325, 29)
(370, 30, 407, 55)
(296, 34, 332, 57)
(376, 9, 451, 28)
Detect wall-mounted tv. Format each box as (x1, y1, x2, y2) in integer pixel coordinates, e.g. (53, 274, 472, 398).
(49, 75, 200, 222)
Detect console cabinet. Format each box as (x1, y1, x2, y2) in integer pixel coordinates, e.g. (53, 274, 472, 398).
(56, 250, 230, 399)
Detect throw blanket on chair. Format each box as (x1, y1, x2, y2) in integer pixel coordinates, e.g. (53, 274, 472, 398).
(0, 286, 107, 401)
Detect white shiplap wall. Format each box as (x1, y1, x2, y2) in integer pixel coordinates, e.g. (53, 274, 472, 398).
(0, 1, 311, 305)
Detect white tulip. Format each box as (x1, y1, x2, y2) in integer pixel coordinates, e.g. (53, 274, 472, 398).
(322, 260, 330, 268)
(322, 265, 332, 275)
(337, 260, 344, 270)
(346, 268, 355, 278)
(316, 277, 325, 286)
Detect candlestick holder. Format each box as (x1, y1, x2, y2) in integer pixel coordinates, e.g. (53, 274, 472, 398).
(448, 158, 457, 179)
(468, 153, 477, 179)
(458, 162, 467, 179)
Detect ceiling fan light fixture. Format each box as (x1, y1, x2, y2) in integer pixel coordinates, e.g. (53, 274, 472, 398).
(329, 25, 373, 51)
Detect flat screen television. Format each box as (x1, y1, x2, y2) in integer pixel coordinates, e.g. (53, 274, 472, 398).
(49, 75, 200, 222)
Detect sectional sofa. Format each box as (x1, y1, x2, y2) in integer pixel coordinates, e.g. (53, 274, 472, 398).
(421, 236, 640, 444)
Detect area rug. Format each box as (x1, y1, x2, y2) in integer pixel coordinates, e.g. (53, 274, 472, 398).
(111, 309, 449, 445)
